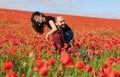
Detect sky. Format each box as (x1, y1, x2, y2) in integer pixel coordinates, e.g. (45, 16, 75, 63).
(0, 0, 120, 19)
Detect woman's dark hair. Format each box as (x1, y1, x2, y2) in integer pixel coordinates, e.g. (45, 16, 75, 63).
(31, 11, 45, 34)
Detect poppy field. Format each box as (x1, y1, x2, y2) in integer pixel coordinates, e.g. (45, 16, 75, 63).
(0, 8, 120, 77)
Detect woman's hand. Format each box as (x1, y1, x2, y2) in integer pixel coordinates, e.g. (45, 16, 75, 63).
(45, 34, 49, 41)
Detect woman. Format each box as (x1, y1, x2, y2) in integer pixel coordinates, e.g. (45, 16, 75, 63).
(31, 11, 64, 51)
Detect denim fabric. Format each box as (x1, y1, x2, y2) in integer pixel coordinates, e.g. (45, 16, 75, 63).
(64, 30, 73, 44)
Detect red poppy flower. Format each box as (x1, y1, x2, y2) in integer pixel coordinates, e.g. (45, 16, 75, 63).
(60, 51, 70, 65)
(99, 67, 107, 77)
(33, 66, 39, 72)
(99, 72, 107, 77)
(11, 48, 17, 54)
(67, 57, 74, 68)
(85, 65, 93, 72)
(103, 67, 113, 75)
(2, 60, 14, 72)
(76, 61, 85, 70)
(48, 58, 56, 66)
(105, 57, 115, 65)
(37, 45, 44, 51)
(39, 66, 49, 76)
(64, 43, 68, 48)
(35, 59, 46, 69)
(114, 70, 120, 77)
(116, 57, 120, 64)
(5, 71, 18, 77)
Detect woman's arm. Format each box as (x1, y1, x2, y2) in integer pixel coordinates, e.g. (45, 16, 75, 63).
(46, 20, 57, 41)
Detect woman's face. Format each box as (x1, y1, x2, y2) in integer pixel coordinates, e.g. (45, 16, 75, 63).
(33, 15, 43, 23)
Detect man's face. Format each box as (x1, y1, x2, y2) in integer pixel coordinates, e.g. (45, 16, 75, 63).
(33, 15, 42, 23)
(57, 17, 65, 26)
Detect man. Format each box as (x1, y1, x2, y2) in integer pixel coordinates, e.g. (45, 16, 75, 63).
(55, 16, 73, 45)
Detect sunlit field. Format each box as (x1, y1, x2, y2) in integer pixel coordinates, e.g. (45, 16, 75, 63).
(0, 8, 120, 77)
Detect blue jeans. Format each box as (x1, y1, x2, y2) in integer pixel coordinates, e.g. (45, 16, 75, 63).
(63, 30, 73, 44)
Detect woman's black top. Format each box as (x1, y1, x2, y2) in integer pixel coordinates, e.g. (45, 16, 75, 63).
(44, 16, 71, 32)
(45, 16, 55, 29)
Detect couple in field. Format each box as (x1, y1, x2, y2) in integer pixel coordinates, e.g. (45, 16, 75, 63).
(31, 11, 73, 52)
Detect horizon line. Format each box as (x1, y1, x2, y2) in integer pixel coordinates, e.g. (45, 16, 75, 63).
(1, 8, 120, 20)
